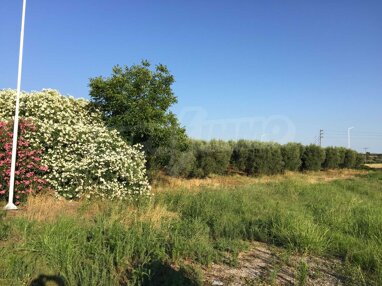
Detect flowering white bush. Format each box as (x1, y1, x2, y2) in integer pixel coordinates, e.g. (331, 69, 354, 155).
(0, 89, 151, 200)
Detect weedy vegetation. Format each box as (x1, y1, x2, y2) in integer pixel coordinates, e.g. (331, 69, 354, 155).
(1, 170, 382, 285)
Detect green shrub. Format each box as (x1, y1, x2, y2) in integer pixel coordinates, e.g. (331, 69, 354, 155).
(301, 145, 325, 171)
(355, 154, 365, 169)
(148, 135, 190, 177)
(342, 150, 357, 169)
(281, 143, 304, 171)
(337, 147, 347, 168)
(0, 89, 151, 200)
(167, 149, 196, 178)
(231, 141, 284, 175)
(191, 140, 232, 177)
(322, 147, 341, 169)
(0, 119, 48, 204)
(248, 142, 284, 175)
(230, 140, 252, 174)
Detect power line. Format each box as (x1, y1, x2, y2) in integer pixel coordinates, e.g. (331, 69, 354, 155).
(326, 130, 382, 136)
(325, 134, 382, 138)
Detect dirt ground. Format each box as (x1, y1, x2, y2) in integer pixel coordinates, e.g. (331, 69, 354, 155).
(203, 242, 344, 286)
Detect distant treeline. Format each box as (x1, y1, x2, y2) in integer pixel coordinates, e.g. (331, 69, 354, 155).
(366, 153, 382, 164)
(86, 62, 366, 179)
(162, 140, 365, 178)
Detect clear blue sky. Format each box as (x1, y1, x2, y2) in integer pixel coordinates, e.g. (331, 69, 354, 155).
(1, 0, 381, 152)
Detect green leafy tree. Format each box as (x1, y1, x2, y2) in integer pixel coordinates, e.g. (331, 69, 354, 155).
(301, 145, 326, 171)
(193, 140, 233, 177)
(337, 147, 347, 168)
(343, 149, 357, 168)
(322, 147, 341, 169)
(230, 140, 252, 174)
(231, 141, 284, 176)
(281, 143, 304, 171)
(355, 153, 365, 168)
(89, 61, 188, 170)
(248, 142, 284, 175)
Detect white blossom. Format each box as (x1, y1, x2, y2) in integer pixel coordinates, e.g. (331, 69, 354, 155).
(0, 89, 151, 200)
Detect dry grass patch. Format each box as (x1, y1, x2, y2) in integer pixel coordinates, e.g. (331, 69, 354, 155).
(134, 205, 179, 227)
(11, 193, 81, 222)
(6, 194, 179, 229)
(365, 163, 382, 169)
(153, 169, 367, 192)
(86, 202, 179, 228)
(288, 169, 368, 184)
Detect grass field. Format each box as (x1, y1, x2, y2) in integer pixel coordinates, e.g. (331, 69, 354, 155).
(1, 170, 382, 285)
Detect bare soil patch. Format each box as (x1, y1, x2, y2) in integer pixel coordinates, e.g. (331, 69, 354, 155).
(203, 242, 344, 286)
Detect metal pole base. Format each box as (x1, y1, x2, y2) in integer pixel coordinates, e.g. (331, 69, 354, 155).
(3, 203, 18, 210)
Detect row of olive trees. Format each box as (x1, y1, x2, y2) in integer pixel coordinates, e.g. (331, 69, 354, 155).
(166, 140, 364, 178)
(88, 62, 364, 179)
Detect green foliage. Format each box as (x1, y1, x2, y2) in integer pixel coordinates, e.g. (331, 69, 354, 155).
(296, 261, 309, 286)
(0, 119, 48, 204)
(281, 143, 304, 171)
(166, 148, 196, 178)
(158, 172, 382, 284)
(366, 153, 382, 164)
(231, 141, 283, 176)
(337, 147, 347, 168)
(192, 140, 233, 178)
(89, 61, 188, 170)
(324, 147, 362, 170)
(230, 140, 252, 174)
(343, 149, 357, 168)
(301, 145, 326, 171)
(0, 212, 9, 240)
(0, 206, 211, 285)
(322, 147, 359, 169)
(1, 172, 382, 285)
(0, 89, 151, 200)
(170, 141, 363, 178)
(355, 153, 365, 169)
(322, 147, 341, 169)
(249, 142, 284, 175)
(166, 140, 232, 178)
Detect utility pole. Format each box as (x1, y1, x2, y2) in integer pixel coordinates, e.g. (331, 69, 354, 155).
(4, 0, 27, 210)
(364, 147, 369, 164)
(319, 129, 324, 147)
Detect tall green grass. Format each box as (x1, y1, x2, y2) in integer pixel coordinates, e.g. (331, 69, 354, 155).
(1, 171, 382, 285)
(157, 171, 382, 284)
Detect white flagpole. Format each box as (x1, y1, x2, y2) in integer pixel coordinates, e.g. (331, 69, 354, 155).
(4, 0, 27, 210)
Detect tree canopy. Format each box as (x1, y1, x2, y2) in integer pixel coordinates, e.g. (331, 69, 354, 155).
(89, 61, 187, 168)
